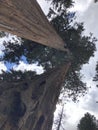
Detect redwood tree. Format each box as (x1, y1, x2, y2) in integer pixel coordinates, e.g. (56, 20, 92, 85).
(0, 0, 67, 51)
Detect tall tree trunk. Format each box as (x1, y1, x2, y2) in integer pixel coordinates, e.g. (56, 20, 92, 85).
(0, 63, 70, 130)
(0, 0, 67, 51)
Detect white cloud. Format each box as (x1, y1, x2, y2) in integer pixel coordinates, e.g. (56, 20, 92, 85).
(70, 0, 92, 12)
(63, 86, 98, 129)
(37, 0, 51, 15)
(74, 0, 98, 37)
(0, 50, 4, 56)
(13, 61, 44, 74)
(0, 38, 5, 56)
(0, 62, 7, 73)
(81, 86, 98, 113)
(0, 33, 21, 56)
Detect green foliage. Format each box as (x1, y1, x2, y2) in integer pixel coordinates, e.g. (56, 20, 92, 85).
(0, 31, 7, 38)
(51, 18, 96, 68)
(1, 38, 69, 69)
(93, 62, 98, 87)
(77, 112, 98, 130)
(50, 0, 73, 8)
(0, 70, 36, 81)
(63, 68, 87, 101)
(94, 0, 98, 3)
(46, 0, 74, 14)
(49, 14, 96, 100)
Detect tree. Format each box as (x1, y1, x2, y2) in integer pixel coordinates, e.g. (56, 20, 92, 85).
(94, 62, 98, 87)
(0, 63, 70, 130)
(47, 2, 97, 99)
(1, 16, 96, 100)
(77, 112, 98, 130)
(94, 0, 98, 3)
(0, 0, 66, 51)
(0, 0, 97, 130)
(52, 105, 66, 130)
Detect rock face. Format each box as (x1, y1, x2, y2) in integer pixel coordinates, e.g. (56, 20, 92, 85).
(0, 0, 67, 51)
(0, 63, 70, 130)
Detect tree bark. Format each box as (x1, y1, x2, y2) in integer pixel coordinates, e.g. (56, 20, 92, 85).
(0, 0, 67, 51)
(0, 63, 70, 130)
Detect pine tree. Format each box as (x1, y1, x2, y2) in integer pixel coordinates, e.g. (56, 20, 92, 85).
(94, 62, 98, 87)
(77, 112, 98, 130)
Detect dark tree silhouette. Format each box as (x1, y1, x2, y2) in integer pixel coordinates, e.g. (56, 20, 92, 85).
(77, 112, 98, 130)
(94, 62, 98, 87)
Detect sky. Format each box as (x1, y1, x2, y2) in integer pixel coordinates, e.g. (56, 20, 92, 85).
(0, 0, 98, 130)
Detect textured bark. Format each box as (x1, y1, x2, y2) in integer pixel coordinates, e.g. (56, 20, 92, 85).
(0, 0, 67, 51)
(0, 63, 70, 130)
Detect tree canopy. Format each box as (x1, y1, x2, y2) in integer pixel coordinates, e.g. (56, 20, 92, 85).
(77, 112, 98, 130)
(94, 62, 98, 87)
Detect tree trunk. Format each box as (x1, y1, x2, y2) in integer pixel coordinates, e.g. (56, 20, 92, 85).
(0, 0, 67, 51)
(0, 63, 70, 130)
